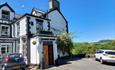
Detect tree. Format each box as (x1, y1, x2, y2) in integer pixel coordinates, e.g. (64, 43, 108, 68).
(57, 32, 73, 56)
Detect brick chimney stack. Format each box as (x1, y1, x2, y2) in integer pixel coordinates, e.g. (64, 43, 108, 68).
(49, 0, 60, 10)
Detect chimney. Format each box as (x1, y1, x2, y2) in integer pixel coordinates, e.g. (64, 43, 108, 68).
(49, 0, 60, 10)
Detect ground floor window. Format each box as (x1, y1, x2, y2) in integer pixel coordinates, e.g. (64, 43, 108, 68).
(1, 45, 9, 54)
(1, 47, 6, 54)
(0, 44, 11, 54)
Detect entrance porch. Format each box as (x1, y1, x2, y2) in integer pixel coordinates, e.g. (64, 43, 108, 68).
(30, 36, 58, 68)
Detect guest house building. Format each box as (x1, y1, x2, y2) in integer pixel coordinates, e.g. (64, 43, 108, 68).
(0, 0, 68, 66)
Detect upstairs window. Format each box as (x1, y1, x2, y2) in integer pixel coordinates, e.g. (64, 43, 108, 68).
(1, 26, 9, 36)
(2, 10, 10, 21)
(36, 19, 43, 33)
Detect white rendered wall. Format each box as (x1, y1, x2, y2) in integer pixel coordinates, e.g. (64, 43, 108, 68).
(19, 38, 23, 53)
(30, 36, 58, 65)
(19, 17, 27, 36)
(29, 17, 36, 34)
(53, 41, 58, 61)
(30, 37, 41, 64)
(12, 42, 16, 53)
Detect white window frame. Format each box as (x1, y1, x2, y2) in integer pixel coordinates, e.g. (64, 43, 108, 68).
(0, 43, 12, 54)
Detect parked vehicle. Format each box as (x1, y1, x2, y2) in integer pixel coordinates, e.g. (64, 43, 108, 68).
(0, 54, 3, 63)
(1, 53, 26, 70)
(95, 50, 115, 64)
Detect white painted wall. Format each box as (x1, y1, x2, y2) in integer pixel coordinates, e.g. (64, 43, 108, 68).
(12, 42, 16, 53)
(48, 10, 67, 35)
(53, 41, 58, 61)
(11, 24, 14, 37)
(30, 36, 58, 65)
(19, 38, 23, 53)
(19, 17, 27, 36)
(29, 17, 36, 34)
(13, 15, 49, 37)
(30, 37, 41, 64)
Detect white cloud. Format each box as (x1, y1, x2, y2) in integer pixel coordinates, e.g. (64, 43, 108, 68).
(21, 4, 25, 8)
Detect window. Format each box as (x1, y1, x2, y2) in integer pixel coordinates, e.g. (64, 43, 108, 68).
(1, 26, 9, 36)
(1, 47, 6, 54)
(36, 19, 43, 33)
(2, 10, 10, 21)
(1, 45, 10, 54)
(96, 51, 104, 53)
(105, 51, 115, 55)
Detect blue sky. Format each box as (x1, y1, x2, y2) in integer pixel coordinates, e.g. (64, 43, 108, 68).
(0, 0, 115, 42)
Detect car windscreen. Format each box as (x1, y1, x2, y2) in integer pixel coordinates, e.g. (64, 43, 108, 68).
(96, 51, 104, 53)
(105, 51, 115, 55)
(9, 54, 22, 58)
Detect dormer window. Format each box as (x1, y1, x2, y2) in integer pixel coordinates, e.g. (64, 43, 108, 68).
(2, 10, 10, 21)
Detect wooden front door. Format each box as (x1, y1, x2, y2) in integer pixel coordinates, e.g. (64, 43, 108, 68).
(43, 44, 54, 66)
(43, 45, 49, 66)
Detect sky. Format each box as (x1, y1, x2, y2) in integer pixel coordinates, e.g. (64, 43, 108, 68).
(0, 0, 115, 42)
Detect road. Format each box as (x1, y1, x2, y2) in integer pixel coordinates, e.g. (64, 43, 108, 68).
(46, 58, 115, 70)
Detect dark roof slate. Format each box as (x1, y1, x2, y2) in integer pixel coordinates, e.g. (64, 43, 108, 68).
(0, 2, 15, 12)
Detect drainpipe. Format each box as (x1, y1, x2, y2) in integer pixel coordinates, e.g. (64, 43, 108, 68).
(26, 16, 31, 64)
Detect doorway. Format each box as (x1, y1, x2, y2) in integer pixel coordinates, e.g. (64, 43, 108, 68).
(43, 42, 54, 66)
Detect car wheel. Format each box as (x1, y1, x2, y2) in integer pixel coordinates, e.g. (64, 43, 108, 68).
(100, 58, 104, 64)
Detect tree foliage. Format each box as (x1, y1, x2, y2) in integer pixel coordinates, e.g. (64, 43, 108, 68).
(71, 40, 115, 56)
(57, 32, 73, 55)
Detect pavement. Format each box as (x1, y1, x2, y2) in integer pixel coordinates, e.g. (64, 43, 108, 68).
(45, 58, 115, 70)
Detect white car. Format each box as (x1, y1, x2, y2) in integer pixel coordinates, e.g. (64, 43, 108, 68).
(95, 50, 115, 64)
